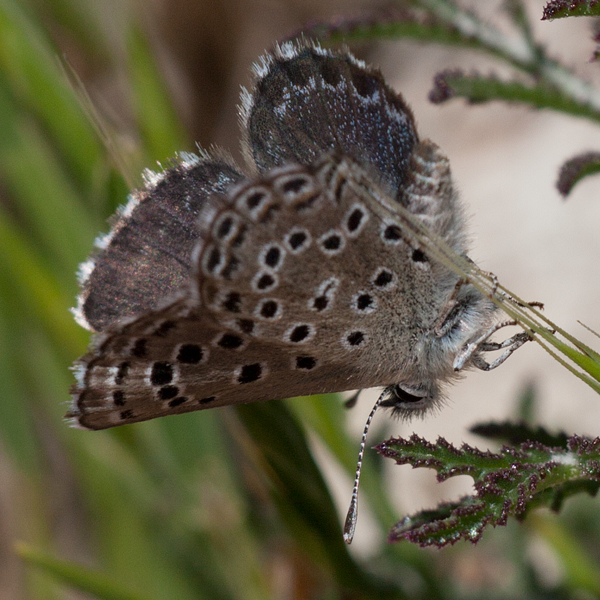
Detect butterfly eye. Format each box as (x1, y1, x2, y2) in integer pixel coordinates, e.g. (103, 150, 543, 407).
(384, 384, 430, 410)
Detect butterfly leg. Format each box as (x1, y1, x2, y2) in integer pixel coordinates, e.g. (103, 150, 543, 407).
(432, 278, 468, 337)
(476, 267, 499, 298)
(471, 331, 532, 371)
(453, 320, 532, 371)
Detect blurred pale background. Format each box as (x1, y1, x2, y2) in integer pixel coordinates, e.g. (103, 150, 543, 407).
(2, 0, 600, 595)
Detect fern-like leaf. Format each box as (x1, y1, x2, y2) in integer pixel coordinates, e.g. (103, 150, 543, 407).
(378, 433, 600, 547)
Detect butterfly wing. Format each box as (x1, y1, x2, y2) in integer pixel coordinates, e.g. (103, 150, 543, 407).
(70, 297, 373, 431)
(69, 154, 463, 430)
(240, 43, 417, 203)
(75, 154, 244, 332)
(70, 43, 482, 431)
(240, 42, 467, 250)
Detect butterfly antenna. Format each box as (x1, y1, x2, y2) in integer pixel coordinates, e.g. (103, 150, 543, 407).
(343, 388, 387, 544)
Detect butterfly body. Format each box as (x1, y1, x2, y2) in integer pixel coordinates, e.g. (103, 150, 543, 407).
(69, 42, 501, 431)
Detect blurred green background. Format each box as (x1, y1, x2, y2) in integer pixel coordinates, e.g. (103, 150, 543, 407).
(2, 0, 600, 598)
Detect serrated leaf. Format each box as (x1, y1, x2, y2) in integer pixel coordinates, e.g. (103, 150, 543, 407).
(302, 8, 496, 56)
(428, 68, 600, 123)
(378, 433, 600, 547)
(542, 1, 600, 20)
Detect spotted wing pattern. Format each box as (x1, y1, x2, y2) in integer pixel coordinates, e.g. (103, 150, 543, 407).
(69, 42, 487, 431)
(70, 152, 461, 430)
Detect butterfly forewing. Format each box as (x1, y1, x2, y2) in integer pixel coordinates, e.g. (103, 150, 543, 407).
(75, 156, 244, 332)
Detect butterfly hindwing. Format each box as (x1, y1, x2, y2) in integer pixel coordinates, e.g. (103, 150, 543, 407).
(70, 295, 377, 430)
(241, 43, 418, 203)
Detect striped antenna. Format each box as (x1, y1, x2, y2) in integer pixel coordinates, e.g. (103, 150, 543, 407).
(343, 389, 387, 544)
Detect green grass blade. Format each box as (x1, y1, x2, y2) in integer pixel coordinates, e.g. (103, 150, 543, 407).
(126, 24, 188, 164)
(0, 207, 87, 357)
(235, 400, 406, 599)
(0, 0, 104, 191)
(0, 294, 41, 471)
(17, 543, 151, 600)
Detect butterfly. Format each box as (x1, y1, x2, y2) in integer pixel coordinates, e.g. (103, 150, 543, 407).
(68, 41, 529, 542)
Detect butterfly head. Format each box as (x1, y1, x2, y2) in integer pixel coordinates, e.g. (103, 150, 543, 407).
(383, 283, 500, 418)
